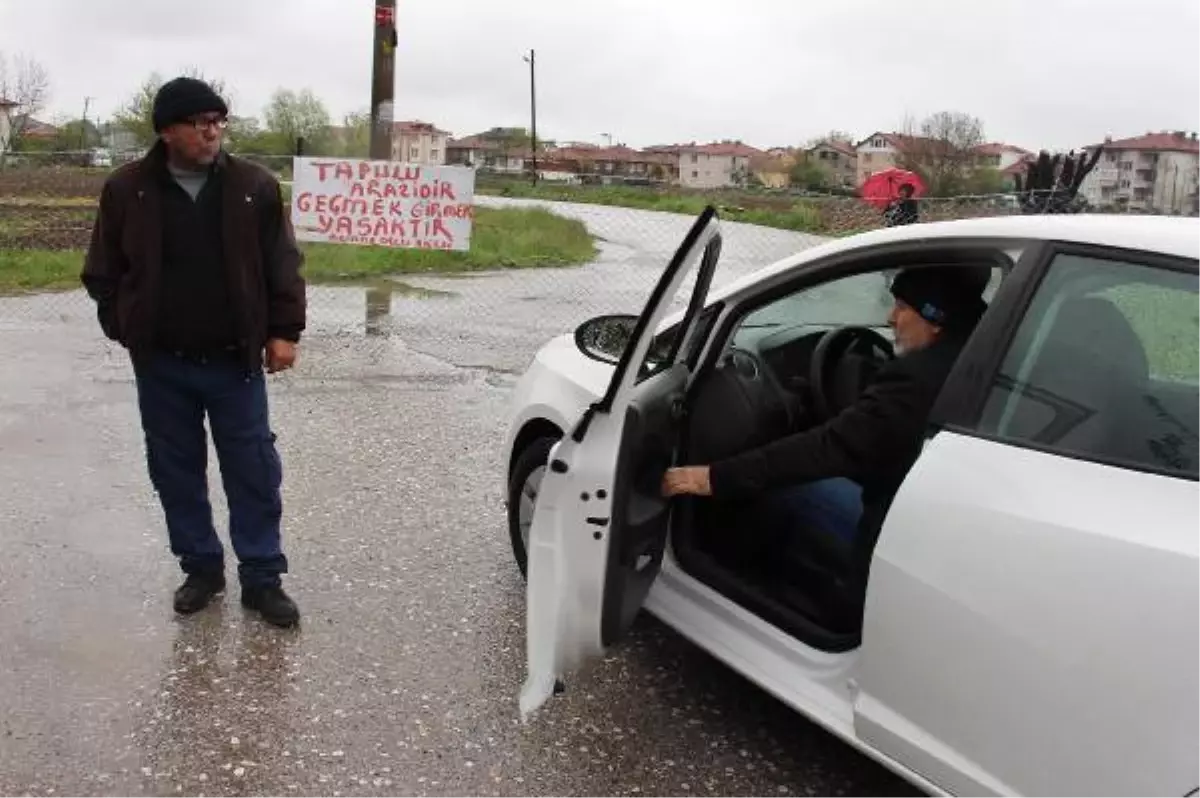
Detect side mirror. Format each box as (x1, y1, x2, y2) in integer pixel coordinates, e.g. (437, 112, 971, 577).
(574, 314, 638, 364)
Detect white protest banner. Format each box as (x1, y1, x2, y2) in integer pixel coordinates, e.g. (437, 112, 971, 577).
(290, 157, 476, 251)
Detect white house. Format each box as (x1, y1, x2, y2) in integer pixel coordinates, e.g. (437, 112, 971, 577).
(0, 97, 16, 152)
(1081, 131, 1200, 214)
(649, 141, 762, 188)
(390, 120, 450, 165)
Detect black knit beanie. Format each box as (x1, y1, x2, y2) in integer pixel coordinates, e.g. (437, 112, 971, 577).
(889, 265, 989, 332)
(152, 76, 228, 132)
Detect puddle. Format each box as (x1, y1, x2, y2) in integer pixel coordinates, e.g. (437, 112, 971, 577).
(363, 280, 456, 336)
(304, 278, 457, 338)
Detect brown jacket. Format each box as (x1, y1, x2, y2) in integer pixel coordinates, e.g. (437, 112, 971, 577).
(81, 141, 306, 368)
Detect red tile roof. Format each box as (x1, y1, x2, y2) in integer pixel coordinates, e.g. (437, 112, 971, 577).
(553, 145, 675, 165)
(645, 141, 762, 157)
(13, 115, 57, 138)
(1001, 156, 1034, 175)
(394, 120, 450, 136)
(1088, 132, 1199, 154)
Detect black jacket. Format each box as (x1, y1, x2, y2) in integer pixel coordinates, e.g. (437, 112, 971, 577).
(708, 335, 967, 535)
(884, 197, 919, 226)
(81, 141, 306, 369)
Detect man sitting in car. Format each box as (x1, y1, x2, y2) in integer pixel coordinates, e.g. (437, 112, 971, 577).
(661, 265, 990, 562)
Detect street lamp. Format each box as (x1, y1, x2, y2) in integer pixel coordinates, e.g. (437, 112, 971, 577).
(522, 49, 537, 184)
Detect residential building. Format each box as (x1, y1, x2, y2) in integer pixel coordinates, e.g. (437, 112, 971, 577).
(970, 142, 1034, 172)
(390, 120, 450, 165)
(1080, 131, 1200, 214)
(0, 97, 15, 152)
(545, 145, 676, 183)
(446, 127, 531, 174)
(854, 131, 910, 184)
(806, 139, 858, 188)
(749, 150, 796, 189)
(651, 141, 763, 188)
(11, 114, 58, 145)
(855, 131, 966, 184)
(1000, 156, 1033, 190)
(856, 132, 1034, 192)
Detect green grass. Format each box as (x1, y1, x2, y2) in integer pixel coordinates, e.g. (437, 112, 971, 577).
(0, 206, 597, 294)
(299, 206, 596, 281)
(477, 181, 825, 233)
(0, 249, 85, 293)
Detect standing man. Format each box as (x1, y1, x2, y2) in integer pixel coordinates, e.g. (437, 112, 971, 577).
(81, 76, 306, 627)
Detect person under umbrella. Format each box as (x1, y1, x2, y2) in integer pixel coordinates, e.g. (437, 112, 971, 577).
(884, 182, 920, 226)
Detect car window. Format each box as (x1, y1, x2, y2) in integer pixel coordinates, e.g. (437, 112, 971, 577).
(976, 252, 1198, 478)
(739, 271, 896, 334)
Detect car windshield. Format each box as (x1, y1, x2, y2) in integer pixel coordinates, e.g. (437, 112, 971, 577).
(740, 271, 897, 330)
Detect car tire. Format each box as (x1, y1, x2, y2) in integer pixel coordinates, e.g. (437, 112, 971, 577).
(507, 435, 557, 579)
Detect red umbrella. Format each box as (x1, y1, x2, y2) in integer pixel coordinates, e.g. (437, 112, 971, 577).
(859, 168, 926, 209)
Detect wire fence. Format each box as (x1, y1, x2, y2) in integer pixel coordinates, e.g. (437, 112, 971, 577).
(2, 149, 1196, 376)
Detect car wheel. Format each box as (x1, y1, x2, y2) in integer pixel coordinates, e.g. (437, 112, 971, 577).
(507, 436, 557, 579)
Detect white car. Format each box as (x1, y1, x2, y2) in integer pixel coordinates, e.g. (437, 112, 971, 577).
(502, 209, 1199, 797)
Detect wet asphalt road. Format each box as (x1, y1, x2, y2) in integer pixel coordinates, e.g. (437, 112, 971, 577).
(0, 201, 917, 796)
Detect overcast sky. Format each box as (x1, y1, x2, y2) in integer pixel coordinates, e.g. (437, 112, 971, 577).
(1, 0, 1197, 151)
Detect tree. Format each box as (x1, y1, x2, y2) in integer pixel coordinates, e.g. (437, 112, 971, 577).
(804, 130, 854, 149)
(263, 88, 331, 154)
(789, 156, 828, 191)
(897, 110, 986, 196)
(964, 167, 1008, 196)
(0, 52, 51, 152)
(335, 110, 370, 158)
(113, 68, 229, 150)
(224, 115, 263, 151)
(54, 119, 102, 151)
(1014, 148, 1104, 213)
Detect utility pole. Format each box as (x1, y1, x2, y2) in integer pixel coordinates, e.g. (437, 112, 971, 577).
(80, 96, 93, 151)
(370, 0, 397, 160)
(523, 49, 537, 184)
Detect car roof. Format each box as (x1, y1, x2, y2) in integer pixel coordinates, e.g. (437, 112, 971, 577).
(710, 214, 1199, 302)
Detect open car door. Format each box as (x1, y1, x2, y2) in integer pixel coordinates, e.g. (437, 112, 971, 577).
(520, 207, 722, 718)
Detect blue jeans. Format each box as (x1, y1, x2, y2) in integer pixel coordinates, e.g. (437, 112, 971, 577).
(133, 351, 287, 587)
(755, 478, 864, 554)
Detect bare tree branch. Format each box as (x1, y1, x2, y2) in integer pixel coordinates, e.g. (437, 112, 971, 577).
(897, 110, 985, 196)
(113, 69, 230, 150)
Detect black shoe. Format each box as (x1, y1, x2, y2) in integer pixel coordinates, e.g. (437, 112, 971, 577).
(174, 573, 226, 614)
(241, 584, 300, 628)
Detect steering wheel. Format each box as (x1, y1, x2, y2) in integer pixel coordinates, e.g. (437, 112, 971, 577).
(808, 326, 895, 422)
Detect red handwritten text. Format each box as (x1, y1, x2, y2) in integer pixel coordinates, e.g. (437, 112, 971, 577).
(318, 215, 454, 242)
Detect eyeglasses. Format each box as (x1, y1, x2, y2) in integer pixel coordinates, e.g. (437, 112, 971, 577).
(189, 116, 228, 131)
